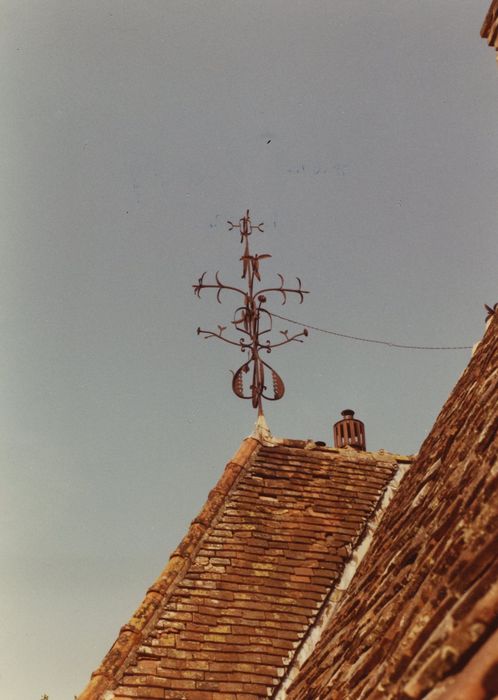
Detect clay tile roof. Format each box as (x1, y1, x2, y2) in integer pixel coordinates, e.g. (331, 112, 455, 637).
(77, 433, 410, 699)
(482, 0, 498, 53)
(286, 315, 498, 700)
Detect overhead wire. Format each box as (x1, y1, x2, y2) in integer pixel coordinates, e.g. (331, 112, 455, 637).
(269, 312, 473, 351)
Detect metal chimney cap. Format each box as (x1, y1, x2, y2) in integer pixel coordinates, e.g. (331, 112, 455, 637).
(341, 409, 355, 418)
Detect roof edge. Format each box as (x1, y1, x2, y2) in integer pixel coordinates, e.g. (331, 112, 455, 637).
(76, 434, 262, 700)
(481, 0, 498, 38)
(273, 455, 412, 698)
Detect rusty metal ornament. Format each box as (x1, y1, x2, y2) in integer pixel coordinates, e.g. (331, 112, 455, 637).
(193, 210, 309, 416)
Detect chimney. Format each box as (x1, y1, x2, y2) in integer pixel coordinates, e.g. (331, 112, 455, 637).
(333, 409, 366, 451)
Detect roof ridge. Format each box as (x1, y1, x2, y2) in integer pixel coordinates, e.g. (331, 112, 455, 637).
(263, 439, 413, 463)
(77, 435, 262, 700)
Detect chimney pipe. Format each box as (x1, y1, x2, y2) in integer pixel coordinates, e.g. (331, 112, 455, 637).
(333, 409, 366, 450)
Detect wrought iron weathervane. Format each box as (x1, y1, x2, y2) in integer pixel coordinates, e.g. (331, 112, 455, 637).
(193, 210, 309, 417)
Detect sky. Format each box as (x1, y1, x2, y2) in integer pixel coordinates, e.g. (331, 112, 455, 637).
(1, 2, 497, 698)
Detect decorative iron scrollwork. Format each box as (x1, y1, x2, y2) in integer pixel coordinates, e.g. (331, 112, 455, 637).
(194, 210, 309, 416)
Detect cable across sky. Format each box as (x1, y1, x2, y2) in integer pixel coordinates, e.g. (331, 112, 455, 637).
(269, 312, 473, 351)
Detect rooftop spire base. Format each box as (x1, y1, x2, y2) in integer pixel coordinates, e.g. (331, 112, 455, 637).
(251, 413, 272, 442)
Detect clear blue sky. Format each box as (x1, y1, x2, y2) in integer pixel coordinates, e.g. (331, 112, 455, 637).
(1, 2, 497, 698)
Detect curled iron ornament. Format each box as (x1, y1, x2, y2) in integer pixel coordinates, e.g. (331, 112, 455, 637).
(193, 210, 309, 416)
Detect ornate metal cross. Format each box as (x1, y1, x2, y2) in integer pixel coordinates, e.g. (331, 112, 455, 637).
(193, 210, 309, 417)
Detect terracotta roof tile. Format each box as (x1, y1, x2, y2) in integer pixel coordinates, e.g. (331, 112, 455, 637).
(482, 0, 498, 53)
(286, 316, 498, 699)
(78, 435, 408, 699)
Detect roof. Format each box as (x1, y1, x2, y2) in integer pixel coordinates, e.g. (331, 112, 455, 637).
(77, 436, 410, 699)
(287, 314, 498, 699)
(481, 0, 498, 54)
